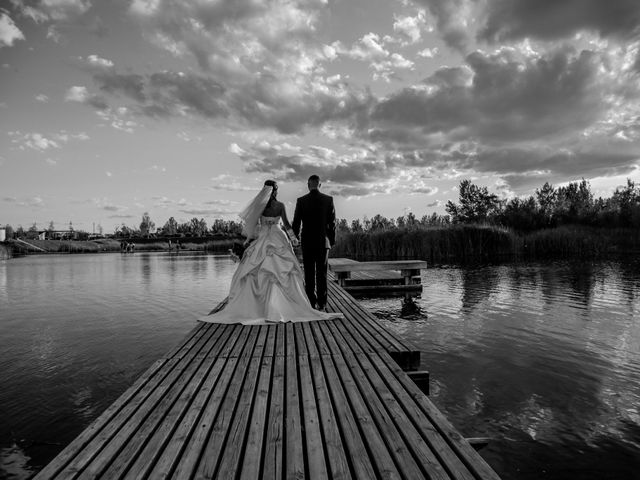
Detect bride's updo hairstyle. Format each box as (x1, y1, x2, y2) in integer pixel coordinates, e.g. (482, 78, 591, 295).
(264, 179, 278, 207)
(264, 179, 277, 191)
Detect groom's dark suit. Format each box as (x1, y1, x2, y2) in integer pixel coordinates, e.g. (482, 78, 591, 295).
(292, 189, 336, 309)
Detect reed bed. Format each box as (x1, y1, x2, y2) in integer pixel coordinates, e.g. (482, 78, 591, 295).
(332, 224, 640, 263)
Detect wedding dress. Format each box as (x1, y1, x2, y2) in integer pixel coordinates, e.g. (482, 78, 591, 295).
(199, 215, 343, 325)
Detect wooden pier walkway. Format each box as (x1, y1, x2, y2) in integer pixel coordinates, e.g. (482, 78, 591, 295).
(35, 280, 500, 479)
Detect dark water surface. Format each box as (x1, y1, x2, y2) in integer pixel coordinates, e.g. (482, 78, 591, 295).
(1, 253, 639, 479)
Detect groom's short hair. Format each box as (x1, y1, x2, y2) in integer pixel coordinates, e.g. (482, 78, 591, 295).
(308, 174, 320, 187)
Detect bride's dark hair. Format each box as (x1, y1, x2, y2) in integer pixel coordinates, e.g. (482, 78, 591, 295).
(264, 179, 278, 208)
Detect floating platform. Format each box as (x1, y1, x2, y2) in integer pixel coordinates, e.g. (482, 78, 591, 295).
(34, 273, 500, 480)
(329, 258, 428, 295)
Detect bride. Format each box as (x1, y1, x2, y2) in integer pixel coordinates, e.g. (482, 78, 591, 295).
(200, 180, 343, 325)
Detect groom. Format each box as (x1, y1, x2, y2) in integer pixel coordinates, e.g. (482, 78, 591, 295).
(292, 174, 336, 311)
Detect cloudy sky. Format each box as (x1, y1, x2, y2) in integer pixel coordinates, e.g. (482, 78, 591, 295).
(1, 0, 639, 233)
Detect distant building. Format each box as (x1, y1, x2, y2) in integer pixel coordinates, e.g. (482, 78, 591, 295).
(38, 230, 80, 240)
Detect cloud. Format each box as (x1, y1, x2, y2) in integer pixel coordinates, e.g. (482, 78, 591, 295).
(393, 10, 427, 44)
(416, 0, 475, 53)
(65, 85, 109, 109)
(370, 46, 609, 143)
(209, 173, 260, 192)
(95, 107, 138, 133)
(12, 0, 91, 23)
(179, 207, 235, 216)
(417, 47, 438, 58)
(112, 0, 372, 133)
(478, 0, 640, 43)
(35, 94, 49, 102)
(0, 12, 25, 47)
(10, 131, 60, 151)
(92, 197, 128, 213)
(230, 140, 402, 195)
(10, 196, 45, 208)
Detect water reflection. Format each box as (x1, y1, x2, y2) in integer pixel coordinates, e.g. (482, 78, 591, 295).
(360, 258, 640, 479)
(459, 265, 501, 313)
(2, 254, 639, 479)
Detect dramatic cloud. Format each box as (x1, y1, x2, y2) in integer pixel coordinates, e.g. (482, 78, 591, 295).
(372, 48, 600, 142)
(417, 0, 640, 52)
(416, 0, 474, 53)
(478, 0, 640, 43)
(0, 12, 24, 47)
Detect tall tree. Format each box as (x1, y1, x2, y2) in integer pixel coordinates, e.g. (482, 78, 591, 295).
(446, 180, 501, 223)
(140, 212, 155, 237)
(162, 217, 179, 236)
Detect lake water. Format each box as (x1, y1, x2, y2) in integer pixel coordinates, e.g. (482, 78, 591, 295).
(1, 253, 639, 479)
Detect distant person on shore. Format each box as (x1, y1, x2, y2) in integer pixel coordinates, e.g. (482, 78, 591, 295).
(292, 174, 336, 312)
(199, 179, 342, 325)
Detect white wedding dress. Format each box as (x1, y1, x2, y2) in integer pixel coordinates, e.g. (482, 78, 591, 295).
(199, 216, 343, 325)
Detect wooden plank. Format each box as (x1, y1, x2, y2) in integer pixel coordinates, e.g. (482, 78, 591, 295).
(313, 338, 381, 479)
(238, 354, 274, 480)
(368, 351, 500, 480)
(325, 322, 451, 480)
(143, 356, 229, 479)
(285, 336, 305, 480)
(297, 354, 330, 480)
(262, 352, 285, 479)
(329, 260, 428, 272)
(215, 353, 266, 479)
(34, 321, 216, 479)
(326, 281, 416, 357)
(99, 325, 237, 479)
(42, 322, 221, 479)
(196, 328, 262, 478)
(343, 284, 422, 293)
(77, 323, 232, 479)
(32, 358, 167, 480)
(318, 322, 432, 480)
(328, 279, 420, 358)
(170, 327, 252, 478)
(308, 356, 354, 480)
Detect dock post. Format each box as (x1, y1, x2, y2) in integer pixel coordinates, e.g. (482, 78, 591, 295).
(407, 370, 430, 395)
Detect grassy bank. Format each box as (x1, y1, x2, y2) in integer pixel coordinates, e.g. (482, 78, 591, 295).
(332, 224, 640, 263)
(7, 237, 240, 255)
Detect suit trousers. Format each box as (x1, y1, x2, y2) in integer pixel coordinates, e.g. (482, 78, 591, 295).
(302, 245, 329, 308)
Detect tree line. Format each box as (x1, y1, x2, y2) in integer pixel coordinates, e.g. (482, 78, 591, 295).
(335, 178, 640, 234)
(4, 178, 639, 241)
(3, 215, 244, 240)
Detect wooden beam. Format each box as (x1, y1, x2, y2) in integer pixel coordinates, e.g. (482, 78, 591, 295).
(329, 260, 428, 272)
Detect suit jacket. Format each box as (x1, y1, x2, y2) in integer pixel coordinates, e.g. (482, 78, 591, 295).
(292, 190, 336, 250)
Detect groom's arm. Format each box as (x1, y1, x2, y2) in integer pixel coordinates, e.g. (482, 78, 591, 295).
(292, 198, 302, 238)
(327, 197, 336, 247)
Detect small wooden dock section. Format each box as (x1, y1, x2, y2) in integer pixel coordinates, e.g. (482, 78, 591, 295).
(329, 258, 427, 295)
(35, 279, 500, 479)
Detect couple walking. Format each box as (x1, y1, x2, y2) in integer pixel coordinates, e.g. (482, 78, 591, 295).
(200, 175, 343, 325)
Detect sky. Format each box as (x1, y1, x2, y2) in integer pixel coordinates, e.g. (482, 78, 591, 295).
(1, 0, 639, 233)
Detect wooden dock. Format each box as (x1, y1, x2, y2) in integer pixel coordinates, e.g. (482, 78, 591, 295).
(35, 278, 500, 479)
(329, 258, 427, 295)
